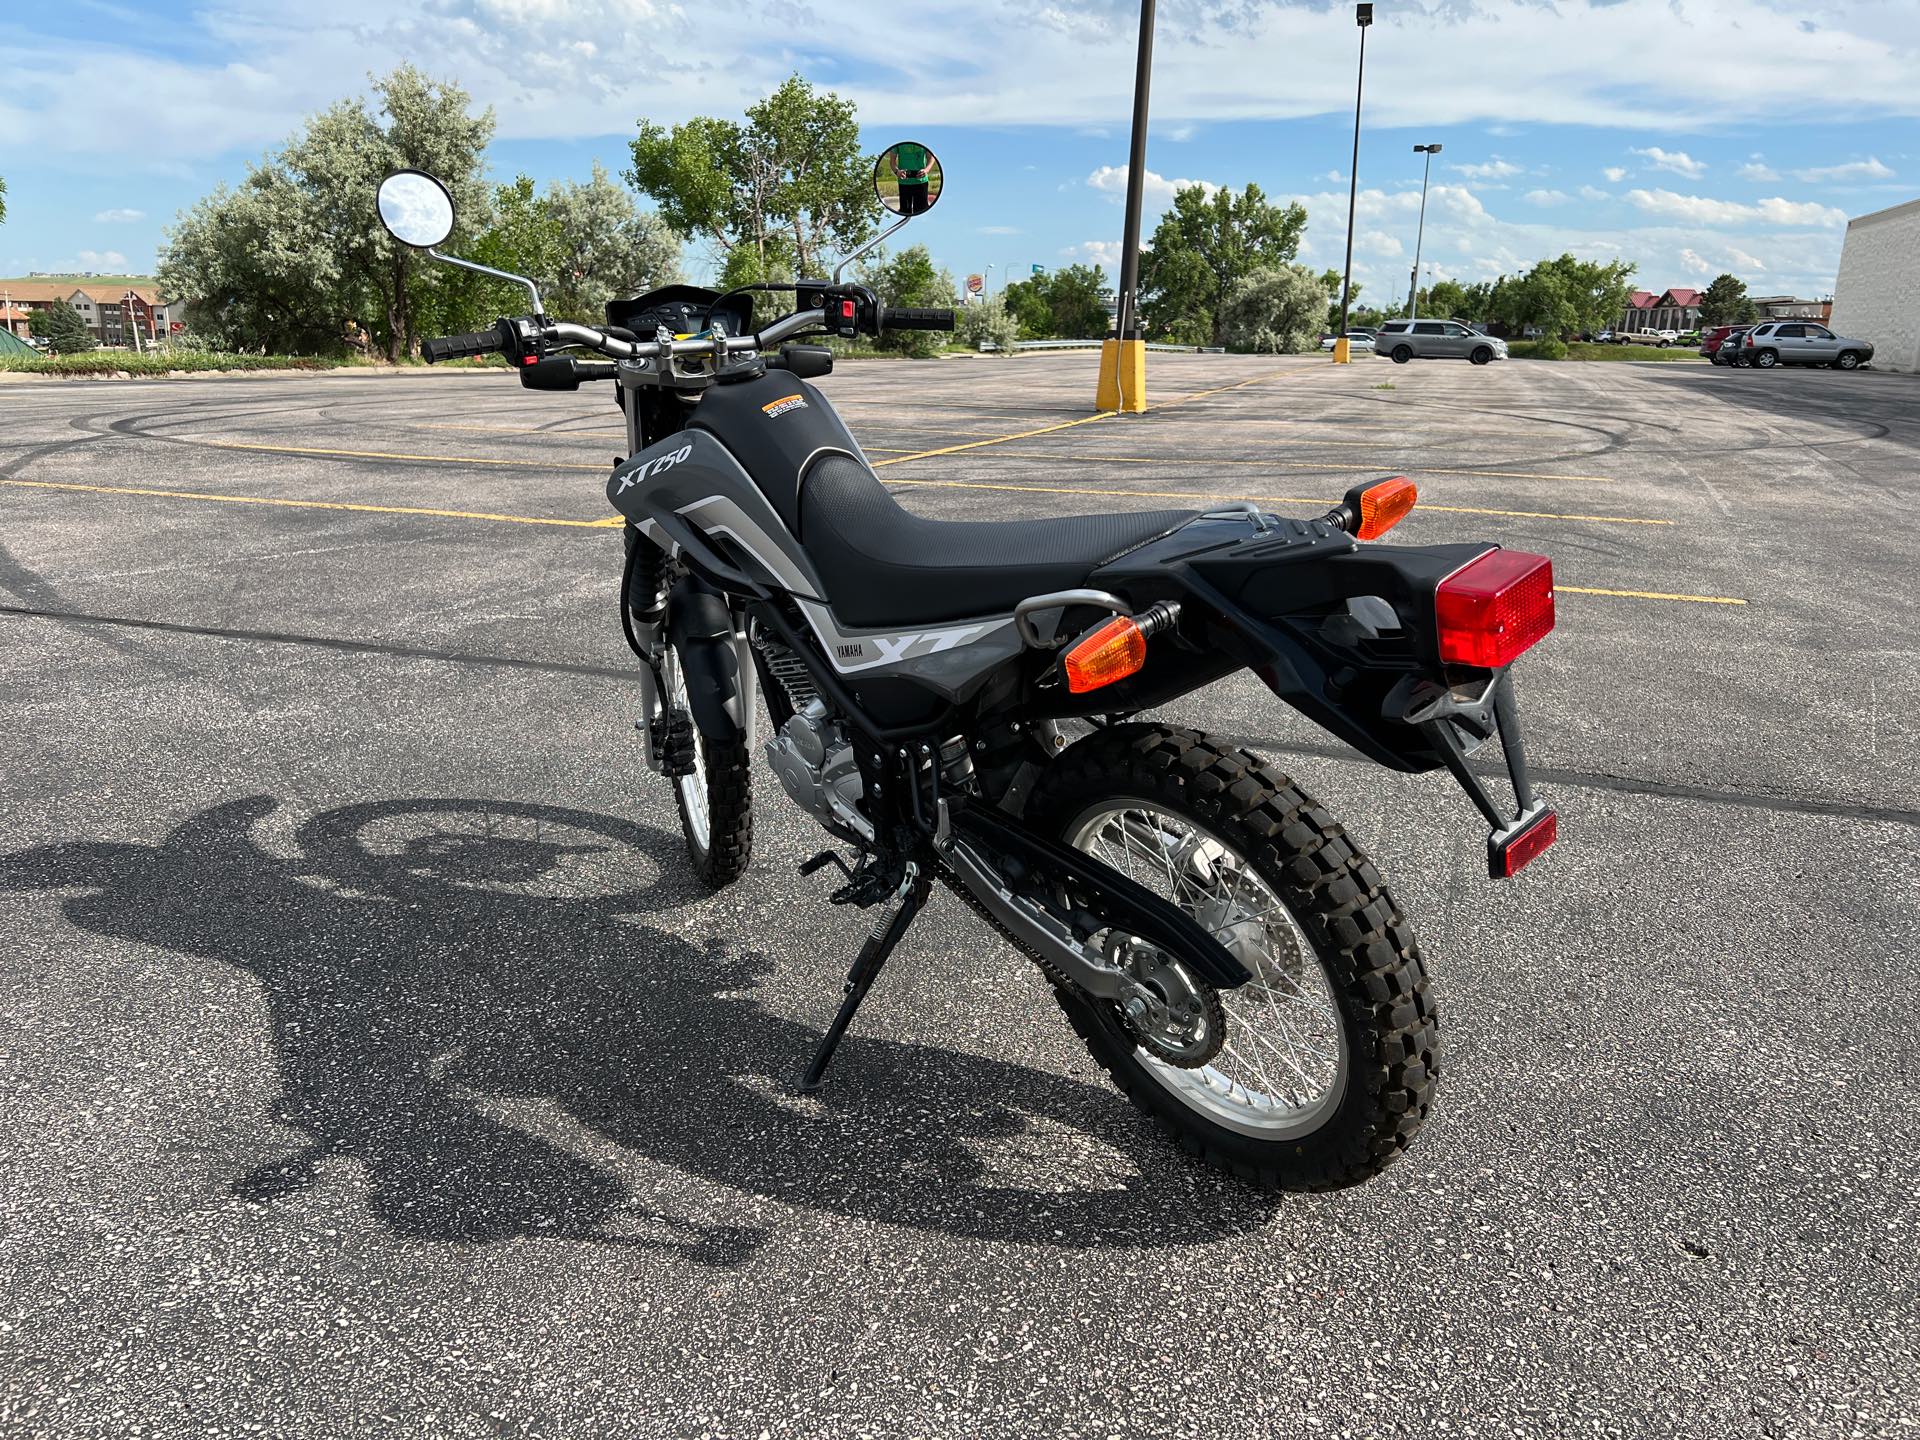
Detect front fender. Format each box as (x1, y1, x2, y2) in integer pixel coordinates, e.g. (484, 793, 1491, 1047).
(666, 575, 747, 743)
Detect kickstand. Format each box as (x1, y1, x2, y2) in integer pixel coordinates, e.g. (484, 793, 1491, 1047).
(799, 864, 931, 1093)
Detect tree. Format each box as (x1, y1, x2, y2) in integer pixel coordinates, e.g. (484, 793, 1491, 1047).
(1491, 253, 1637, 339)
(32, 300, 95, 353)
(1423, 278, 1469, 322)
(159, 65, 496, 358)
(466, 165, 680, 326)
(858, 245, 957, 358)
(1140, 184, 1308, 346)
(958, 294, 1019, 355)
(1699, 272, 1757, 326)
(627, 75, 872, 287)
(0, 174, 7, 226)
(1218, 265, 1329, 354)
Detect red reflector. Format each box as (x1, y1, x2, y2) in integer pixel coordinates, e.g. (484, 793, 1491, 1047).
(522, 355, 538, 366)
(1436, 549, 1555, 669)
(1490, 808, 1557, 878)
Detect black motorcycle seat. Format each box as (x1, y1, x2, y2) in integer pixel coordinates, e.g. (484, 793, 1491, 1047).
(799, 452, 1196, 628)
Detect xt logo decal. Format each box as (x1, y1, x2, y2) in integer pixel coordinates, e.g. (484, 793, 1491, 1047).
(615, 443, 693, 494)
(826, 622, 992, 671)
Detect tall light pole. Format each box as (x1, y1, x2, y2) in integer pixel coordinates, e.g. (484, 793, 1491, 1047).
(1096, 0, 1156, 411)
(1407, 142, 1442, 318)
(1333, 3, 1374, 364)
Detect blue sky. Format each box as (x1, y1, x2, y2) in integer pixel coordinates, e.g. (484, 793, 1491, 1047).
(4, 0, 1918, 304)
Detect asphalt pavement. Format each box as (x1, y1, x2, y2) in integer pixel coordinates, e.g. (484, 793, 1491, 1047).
(2, 351, 1916, 1438)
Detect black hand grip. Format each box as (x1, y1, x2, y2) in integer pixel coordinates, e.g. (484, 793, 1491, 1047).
(421, 327, 505, 364)
(881, 307, 956, 332)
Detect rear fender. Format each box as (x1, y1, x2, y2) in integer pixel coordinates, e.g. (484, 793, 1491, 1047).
(1086, 515, 1497, 772)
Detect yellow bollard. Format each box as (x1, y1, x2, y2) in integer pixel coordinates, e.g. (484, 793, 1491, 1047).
(1095, 337, 1148, 412)
(1332, 337, 1352, 364)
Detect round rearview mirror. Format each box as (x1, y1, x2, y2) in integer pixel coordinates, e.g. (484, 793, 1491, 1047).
(376, 170, 456, 249)
(874, 141, 943, 217)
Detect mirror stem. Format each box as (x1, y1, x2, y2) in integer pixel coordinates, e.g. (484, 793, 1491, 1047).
(832, 216, 913, 285)
(426, 248, 545, 319)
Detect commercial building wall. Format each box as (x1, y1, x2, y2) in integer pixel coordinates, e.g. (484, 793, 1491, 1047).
(1829, 197, 1920, 374)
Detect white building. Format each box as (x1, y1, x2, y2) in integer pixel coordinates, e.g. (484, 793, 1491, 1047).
(1829, 196, 1920, 374)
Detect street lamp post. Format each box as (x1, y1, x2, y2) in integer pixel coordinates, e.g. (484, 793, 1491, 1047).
(1095, 0, 1157, 412)
(1334, 3, 1374, 365)
(1407, 142, 1442, 318)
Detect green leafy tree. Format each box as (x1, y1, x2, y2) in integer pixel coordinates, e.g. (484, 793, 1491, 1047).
(466, 165, 680, 326)
(31, 299, 95, 353)
(0, 174, 7, 226)
(1458, 280, 1497, 323)
(1492, 254, 1636, 339)
(999, 275, 1055, 338)
(1422, 278, 1469, 321)
(1140, 184, 1307, 346)
(627, 75, 871, 286)
(958, 294, 1019, 354)
(857, 245, 957, 358)
(1219, 265, 1330, 353)
(159, 65, 495, 358)
(1319, 269, 1361, 331)
(1699, 272, 1757, 326)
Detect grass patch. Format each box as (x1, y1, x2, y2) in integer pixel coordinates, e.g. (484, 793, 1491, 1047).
(1507, 340, 1703, 363)
(1372, 381, 1396, 390)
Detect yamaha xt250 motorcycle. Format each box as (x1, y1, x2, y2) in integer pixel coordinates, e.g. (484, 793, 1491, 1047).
(374, 146, 1556, 1190)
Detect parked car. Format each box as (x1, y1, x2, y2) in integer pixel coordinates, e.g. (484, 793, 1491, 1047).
(1739, 321, 1874, 370)
(1373, 318, 1509, 364)
(1318, 329, 1376, 353)
(1701, 324, 1752, 363)
(1593, 329, 1617, 344)
(1645, 329, 1681, 347)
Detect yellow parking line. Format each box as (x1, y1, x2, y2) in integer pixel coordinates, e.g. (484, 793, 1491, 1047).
(871, 413, 1113, 467)
(0, 477, 608, 528)
(1557, 584, 1746, 605)
(882, 445, 1615, 485)
(884, 476, 1665, 526)
(4, 476, 1729, 601)
(191, 437, 610, 471)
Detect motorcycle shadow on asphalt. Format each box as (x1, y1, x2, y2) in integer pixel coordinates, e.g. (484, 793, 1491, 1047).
(1, 796, 1280, 1265)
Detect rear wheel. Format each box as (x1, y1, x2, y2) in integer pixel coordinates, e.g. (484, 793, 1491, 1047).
(1390, 345, 1413, 364)
(1755, 349, 1779, 369)
(1027, 725, 1440, 1190)
(656, 641, 752, 887)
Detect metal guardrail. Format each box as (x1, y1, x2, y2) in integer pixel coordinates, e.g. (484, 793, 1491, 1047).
(978, 339, 1225, 354)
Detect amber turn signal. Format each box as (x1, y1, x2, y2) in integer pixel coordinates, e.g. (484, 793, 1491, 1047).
(1063, 615, 1148, 693)
(1355, 477, 1418, 539)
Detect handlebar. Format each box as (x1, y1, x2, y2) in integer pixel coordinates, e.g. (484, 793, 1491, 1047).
(420, 290, 955, 368)
(421, 324, 509, 363)
(881, 307, 956, 332)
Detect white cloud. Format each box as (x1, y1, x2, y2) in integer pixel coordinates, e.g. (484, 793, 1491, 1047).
(1359, 230, 1404, 258)
(1738, 158, 1781, 182)
(1602, 166, 1628, 183)
(1792, 157, 1895, 183)
(1727, 246, 1766, 271)
(1678, 247, 1713, 276)
(93, 208, 145, 223)
(1086, 165, 1217, 206)
(1064, 239, 1122, 270)
(74, 249, 129, 269)
(1624, 188, 1849, 229)
(1578, 185, 1611, 202)
(977, 225, 1020, 235)
(1631, 147, 1707, 179)
(1451, 157, 1523, 182)
(1524, 189, 1571, 206)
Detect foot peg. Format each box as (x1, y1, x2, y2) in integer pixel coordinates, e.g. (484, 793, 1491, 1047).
(799, 848, 900, 908)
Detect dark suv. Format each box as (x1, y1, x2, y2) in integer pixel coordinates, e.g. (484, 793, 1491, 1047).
(1702, 325, 1751, 364)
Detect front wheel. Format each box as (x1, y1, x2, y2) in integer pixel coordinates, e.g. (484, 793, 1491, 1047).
(1026, 725, 1439, 1190)
(656, 641, 752, 887)
(1836, 351, 1862, 371)
(1470, 346, 1493, 365)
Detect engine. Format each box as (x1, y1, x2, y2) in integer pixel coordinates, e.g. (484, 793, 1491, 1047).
(756, 634, 872, 842)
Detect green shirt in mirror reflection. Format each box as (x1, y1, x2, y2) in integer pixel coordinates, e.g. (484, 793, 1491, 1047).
(892, 143, 931, 187)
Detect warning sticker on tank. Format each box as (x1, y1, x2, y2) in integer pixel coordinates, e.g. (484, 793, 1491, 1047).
(761, 393, 807, 419)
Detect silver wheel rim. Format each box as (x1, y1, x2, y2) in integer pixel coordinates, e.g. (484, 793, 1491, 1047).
(1067, 801, 1348, 1139)
(661, 648, 711, 853)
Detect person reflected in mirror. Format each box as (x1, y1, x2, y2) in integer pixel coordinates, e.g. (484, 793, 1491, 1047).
(890, 142, 933, 216)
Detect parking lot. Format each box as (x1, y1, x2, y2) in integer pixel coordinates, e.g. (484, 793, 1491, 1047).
(3, 351, 1916, 1438)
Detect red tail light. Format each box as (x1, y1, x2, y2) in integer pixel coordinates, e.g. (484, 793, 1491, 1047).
(1435, 549, 1554, 668)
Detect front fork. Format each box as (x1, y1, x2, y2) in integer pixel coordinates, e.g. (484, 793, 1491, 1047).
(622, 524, 757, 775)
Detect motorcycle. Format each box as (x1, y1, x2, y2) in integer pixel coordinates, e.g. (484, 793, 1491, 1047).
(373, 145, 1557, 1190)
